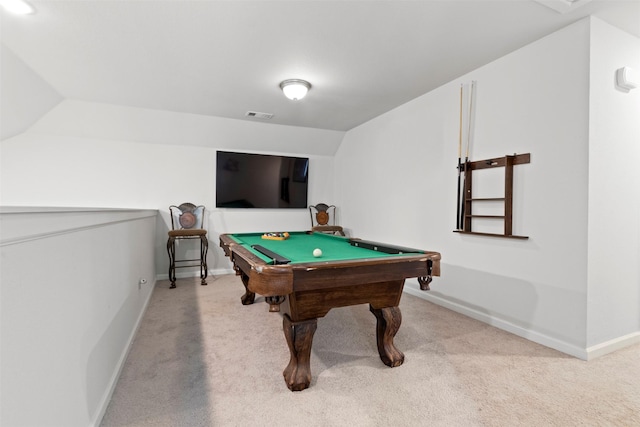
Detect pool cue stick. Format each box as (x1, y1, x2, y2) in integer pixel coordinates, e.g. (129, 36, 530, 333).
(460, 81, 475, 230)
(456, 84, 463, 230)
(466, 81, 475, 158)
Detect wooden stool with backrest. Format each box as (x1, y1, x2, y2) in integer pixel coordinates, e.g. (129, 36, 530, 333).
(167, 203, 208, 288)
(309, 203, 345, 236)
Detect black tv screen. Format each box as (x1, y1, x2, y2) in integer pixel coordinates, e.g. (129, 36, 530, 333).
(216, 151, 309, 208)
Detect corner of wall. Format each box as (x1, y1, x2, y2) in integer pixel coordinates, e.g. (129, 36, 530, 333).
(586, 15, 640, 349)
(0, 44, 63, 140)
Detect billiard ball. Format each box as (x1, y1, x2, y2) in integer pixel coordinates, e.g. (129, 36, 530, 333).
(313, 248, 322, 257)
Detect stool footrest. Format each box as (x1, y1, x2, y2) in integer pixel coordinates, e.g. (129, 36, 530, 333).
(167, 232, 208, 288)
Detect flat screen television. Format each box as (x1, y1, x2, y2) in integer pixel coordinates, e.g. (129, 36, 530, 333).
(216, 151, 309, 209)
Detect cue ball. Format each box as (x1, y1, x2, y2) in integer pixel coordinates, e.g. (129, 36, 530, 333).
(313, 248, 322, 257)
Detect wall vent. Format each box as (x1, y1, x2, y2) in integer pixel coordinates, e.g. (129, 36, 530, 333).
(245, 111, 274, 120)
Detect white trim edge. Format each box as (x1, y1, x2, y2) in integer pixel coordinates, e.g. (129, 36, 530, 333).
(403, 281, 589, 360)
(91, 278, 158, 427)
(586, 332, 640, 360)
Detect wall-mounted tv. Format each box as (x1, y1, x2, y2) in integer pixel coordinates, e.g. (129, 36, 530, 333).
(216, 151, 309, 209)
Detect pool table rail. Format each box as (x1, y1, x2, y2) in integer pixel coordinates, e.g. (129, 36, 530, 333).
(221, 233, 439, 296)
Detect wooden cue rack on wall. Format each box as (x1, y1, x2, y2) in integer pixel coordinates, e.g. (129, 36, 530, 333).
(455, 153, 530, 239)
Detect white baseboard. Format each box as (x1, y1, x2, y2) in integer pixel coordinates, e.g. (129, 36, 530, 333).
(404, 282, 640, 360)
(586, 332, 640, 360)
(403, 282, 590, 360)
(92, 278, 158, 427)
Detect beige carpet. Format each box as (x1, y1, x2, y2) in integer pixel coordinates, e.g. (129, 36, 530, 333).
(101, 275, 640, 427)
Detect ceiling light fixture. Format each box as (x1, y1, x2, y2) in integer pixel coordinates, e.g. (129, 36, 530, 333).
(280, 79, 311, 101)
(0, 0, 35, 15)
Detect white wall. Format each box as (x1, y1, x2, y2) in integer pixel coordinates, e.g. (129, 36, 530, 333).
(335, 19, 595, 357)
(28, 99, 344, 156)
(0, 44, 63, 140)
(0, 100, 343, 275)
(0, 207, 157, 427)
(587, 19, 640, 352)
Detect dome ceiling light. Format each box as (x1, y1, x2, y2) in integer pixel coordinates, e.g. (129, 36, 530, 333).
(279, 79, 311, 101)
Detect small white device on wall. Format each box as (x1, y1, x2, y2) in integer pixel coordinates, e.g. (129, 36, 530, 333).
(616, 67, 639, 91)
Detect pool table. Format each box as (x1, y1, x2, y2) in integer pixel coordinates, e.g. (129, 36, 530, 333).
(219, 231, 441, 391)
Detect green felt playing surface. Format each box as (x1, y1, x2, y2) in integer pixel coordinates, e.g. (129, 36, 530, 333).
(229, 231, 419, 264)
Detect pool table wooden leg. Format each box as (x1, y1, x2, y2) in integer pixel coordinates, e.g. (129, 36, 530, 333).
(369, 305, 405, 367)
(265, 295, 285, 312)
(282, 314, 317, 391)
(238, 271, 256, 305)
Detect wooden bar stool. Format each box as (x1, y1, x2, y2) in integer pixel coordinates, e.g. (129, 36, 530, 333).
(309, 203, 345, 236)
(167, 203, 208, 288)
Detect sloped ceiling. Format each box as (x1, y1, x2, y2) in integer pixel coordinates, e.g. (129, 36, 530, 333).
(1, 0, 639, 131)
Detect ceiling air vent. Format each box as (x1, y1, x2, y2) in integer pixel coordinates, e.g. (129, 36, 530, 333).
(245, 111, 274, 120)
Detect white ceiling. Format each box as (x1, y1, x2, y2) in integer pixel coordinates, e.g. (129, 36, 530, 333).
(1, 0, 639, 131)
